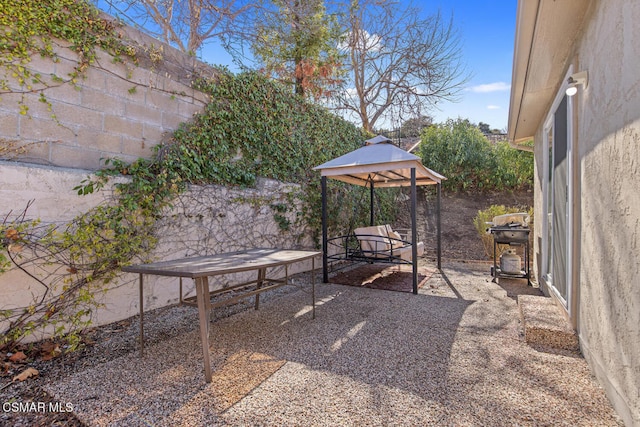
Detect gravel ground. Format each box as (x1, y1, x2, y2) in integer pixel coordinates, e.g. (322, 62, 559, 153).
(1, 261, 624, 426)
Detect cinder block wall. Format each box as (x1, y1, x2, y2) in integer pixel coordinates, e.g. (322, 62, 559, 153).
(0, 17, 317, 341)
(0, 15, 211, 170)
(0, 163, 313, 339)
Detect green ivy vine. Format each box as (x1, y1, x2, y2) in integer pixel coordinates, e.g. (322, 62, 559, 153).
(0, 0, 132, 116)
(1, 69, 377, 352)
(0, 1, 398, 353)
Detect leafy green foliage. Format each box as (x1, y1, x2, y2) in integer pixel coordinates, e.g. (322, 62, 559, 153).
(1, 157, 174, 352)
(0, 0, 130, 114)
(493, 140, 535, 189)
(172, 70, 366, 240)
(0, 0, 148, 353)
(182, 71, 359, 184)
(417, 118, 533, 192)
(478, 122, 491, 134)
(399, 115, 433, 138)
(270, 203, 291, 231)
(0, 217, 40, 274)
(1, 69, 366, 351)
(251, 0, 344, 98)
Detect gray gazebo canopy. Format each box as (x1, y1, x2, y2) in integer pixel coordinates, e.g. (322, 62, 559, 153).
(316, 135, 445, 187)
(314, 135, 445, 294)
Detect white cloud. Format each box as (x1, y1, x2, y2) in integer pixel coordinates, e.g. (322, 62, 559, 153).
(487, 105, 501, 110)
(468, 82, 511, 93)
(338, 30, 382, 52)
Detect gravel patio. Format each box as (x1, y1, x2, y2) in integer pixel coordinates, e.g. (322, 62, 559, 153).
(3, 261, 623, 426)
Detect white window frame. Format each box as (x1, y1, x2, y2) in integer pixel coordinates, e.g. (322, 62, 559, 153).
(541, 119, 553, 284)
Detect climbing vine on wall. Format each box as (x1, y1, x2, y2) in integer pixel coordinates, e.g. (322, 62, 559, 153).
(0, 0, 132, 116)
(173, 71, 402, 239)
(0, 159, 177, 352)
(0, 68, 378, 352)
(0, 1, 396, 353)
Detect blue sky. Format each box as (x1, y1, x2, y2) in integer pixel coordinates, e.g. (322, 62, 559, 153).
(421, 0, 517, 131)
(97, 0, 516, 130)
(197, 1, 518, 132)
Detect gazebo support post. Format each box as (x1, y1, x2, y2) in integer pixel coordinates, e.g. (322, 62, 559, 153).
(411, 168, 418, 294)
(321, 176, 328, 283)
(369, 180, 375, 226)
(437, 182, 442, 270)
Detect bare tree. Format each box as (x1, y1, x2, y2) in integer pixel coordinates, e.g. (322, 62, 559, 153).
(329, 0, 467, 133)
(96, 0, 254, 54)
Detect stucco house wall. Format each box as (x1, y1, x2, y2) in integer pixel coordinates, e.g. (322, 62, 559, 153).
(574, 3, 640, 424)
(510, 1, 640, 425)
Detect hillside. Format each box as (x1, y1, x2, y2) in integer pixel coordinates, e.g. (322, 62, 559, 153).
(400, 189, 534, 262)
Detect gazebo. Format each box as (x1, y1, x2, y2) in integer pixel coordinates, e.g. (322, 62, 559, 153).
(314, 135, 445, 294)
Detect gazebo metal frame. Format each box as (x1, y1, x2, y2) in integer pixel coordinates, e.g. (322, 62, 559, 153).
(314, 135, 445, 294)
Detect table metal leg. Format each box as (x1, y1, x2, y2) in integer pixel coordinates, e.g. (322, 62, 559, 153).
(195, 276, 213, 383)
(312, 257, 316, 319)
(139, 273, 144, 357)
(492, 240, 498, 282)
(255, 268, 266, 310)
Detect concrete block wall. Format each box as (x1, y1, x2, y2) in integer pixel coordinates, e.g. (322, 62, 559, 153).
(0, 17, 318, 343)
(0, 17, 211, 170)
(0, 162, 313, 338)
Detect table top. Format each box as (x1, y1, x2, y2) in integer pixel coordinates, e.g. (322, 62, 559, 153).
(121, 248, 321, 278)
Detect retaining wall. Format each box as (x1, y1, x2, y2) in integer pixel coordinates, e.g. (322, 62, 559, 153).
(0, 16, 317, 342)
(0, 162, 312, 339)
(0, 15, 211, 170)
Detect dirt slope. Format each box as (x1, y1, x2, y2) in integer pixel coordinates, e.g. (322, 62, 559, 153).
(400, 189, 533, 262)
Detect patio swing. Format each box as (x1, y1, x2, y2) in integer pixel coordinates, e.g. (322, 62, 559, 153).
(314, 135, 446, 294)
(326, 181, 425, 266)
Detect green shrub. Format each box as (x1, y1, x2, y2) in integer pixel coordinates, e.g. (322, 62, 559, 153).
(418, 119, 496, 191)
(417, 119, 533, 192)
(493, 141, 534, 189)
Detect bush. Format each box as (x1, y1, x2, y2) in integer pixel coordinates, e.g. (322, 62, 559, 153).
(417, 118, 533, 192)
(493, 141, 534, 189)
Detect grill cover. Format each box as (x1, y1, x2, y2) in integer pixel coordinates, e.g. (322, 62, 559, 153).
(491, 212, 530, 227)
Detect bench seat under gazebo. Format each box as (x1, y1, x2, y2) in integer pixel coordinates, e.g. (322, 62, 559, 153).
(327, 224, 425, 265)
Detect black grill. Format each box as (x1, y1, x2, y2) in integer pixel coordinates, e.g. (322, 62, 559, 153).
(488, 217, 531, 284)
(489, 225, 530, 243)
